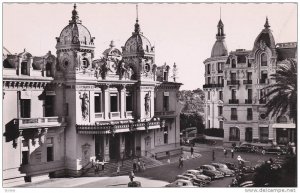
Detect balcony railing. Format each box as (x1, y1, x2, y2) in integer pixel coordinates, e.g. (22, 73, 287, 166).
(125, 111, 133, 118)
(231, 115, 238, 120)
(109, 112, 120, 119)
(247, 115, 253, 120)
(259, 99, 267, 104)
(15, 116, 66, 129)
(95, 113, 104, 120)
(203, 83, 224, 88)
(245, 99, 252, 104)
(259, 79, 268, 84)
(227, 80, 239, 85)
(229, 99, 239, 104)
(243, 80, 252, 85)
(155, 111, 176, 117)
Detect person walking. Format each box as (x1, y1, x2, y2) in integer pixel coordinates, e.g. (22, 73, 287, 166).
(212, 150, 215, 161)
(224, 148, 228, 158)
(117, 164, 120, 175)
(137, 158, 141, 172)
(191, 146, 194, 158)
(129, 171, 135, 182)
(231, 148, 234, 159)
(101, 159, 105, 171)
(178, 155, 183, 168)
(141, 161, 146, 172)
(133, 159, 137, 172)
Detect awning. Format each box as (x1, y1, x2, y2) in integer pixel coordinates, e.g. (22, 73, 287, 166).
(272, 123, 296, 129)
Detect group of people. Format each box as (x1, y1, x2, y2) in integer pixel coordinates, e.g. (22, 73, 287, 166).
(94, 158, 106, 175)
(223, 148, 235, 158)
(132, 158, 146, 172)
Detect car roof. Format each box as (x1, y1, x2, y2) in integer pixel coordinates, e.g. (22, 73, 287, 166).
(176, 179, 191, 183)
(187, 169, 200, 172)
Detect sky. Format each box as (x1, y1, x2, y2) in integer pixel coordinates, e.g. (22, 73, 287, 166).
(3, 2, 297, 90)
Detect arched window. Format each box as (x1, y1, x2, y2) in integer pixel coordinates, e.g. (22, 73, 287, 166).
(277, 116, 288, 123)
(232, 59, 236, 68)
(145, 64, 150, 72)
(46, 63, 52, 77)
(261, 53, 267, 66)
(229, 127, 240, 141)
(82, 58, 89, 69)
(21, 62, 28, 75)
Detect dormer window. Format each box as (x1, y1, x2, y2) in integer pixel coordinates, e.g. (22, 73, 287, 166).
(232, 59, 236, 68)
(261, 53, 267, 66)
(21, 62, 28, 75)
(46, 62, 52, 77)
(163, 71, 168, 81)
(145, 64, 150, 72)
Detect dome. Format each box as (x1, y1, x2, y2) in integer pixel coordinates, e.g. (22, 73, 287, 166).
(56, 4, 94, 47)
(123, 19, 154, 55)
(253, 17, 276, 51)
(211, 41, 228, 57)
(102, 40, 122, 58)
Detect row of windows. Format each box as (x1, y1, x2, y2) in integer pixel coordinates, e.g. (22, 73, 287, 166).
(229, 127, 269, 143)
(207, 91, 223, 101)
(206, 62, 224, 74)
(206, 120, 223, 129)
(228, 53, 267, 69)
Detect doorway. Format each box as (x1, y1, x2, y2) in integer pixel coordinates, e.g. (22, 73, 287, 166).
(95, 135, 104, 161)
(124, 132, 135, 158)
(109, 134, 120, 160)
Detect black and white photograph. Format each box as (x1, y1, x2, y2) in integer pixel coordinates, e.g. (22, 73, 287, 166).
(2, 1, 298, 191)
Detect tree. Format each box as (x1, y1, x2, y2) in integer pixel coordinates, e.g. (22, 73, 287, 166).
(263, 59, 297, 122)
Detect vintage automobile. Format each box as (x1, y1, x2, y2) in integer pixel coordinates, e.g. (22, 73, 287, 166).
(183, 169, 211, 184)
(196, 165, 224, 180)
(224, 162, 238, 171)
(234, 144, 256, 153)
(211, 163, 235, 176)
(176, 174, 206, 187)
(260, 146, 287, 155)
(166, 179, 198, 187)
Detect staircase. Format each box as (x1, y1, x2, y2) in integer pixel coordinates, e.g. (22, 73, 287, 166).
(82, 156, 163, 177)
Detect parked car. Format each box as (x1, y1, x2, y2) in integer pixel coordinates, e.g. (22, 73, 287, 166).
(166, 179, 197, 187)
(211, 163, 235, 176)
(234, 144, 256, 153)
(196, 165, 224, 180)
(183, 169, 211, 184)
(177, 173, 206, 187)
(224, 162, 238, 171)
(261, 146, 286, 155)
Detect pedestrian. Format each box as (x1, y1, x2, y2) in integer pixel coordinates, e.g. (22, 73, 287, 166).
(167, 158, 171, 164)
(137, 158, 141, 172)
(133, 160, 137, 172)
(122, 151, 125, 166)
(117, 164, 120, 175)
(101, 159, 105, 171)
(224, 148, 228, 158)
(129, 171, 135, 182)
(94, 161, 99, 175)
(231, 148, 234, 159)
(191, 146, 194, 158)
(142, 161, 146, 172)
(178, 155, 183, 168)
(212, 150, 215, 161)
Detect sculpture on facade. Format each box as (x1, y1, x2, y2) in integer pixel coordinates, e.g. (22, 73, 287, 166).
(144, 92, 151, 116)
(117, 60, 127, 79)
(101, 58, 112, 79)
(80, 92, 89, 120)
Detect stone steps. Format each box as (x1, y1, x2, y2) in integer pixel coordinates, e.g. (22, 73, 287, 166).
(83, 156, 163, 177)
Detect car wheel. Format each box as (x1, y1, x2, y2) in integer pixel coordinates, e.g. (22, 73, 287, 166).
(261, 150, 266, 155)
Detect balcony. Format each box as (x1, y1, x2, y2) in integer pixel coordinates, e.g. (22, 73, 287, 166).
(217, 70, 223, 73)
(95, 113, 104, 120)
(203, 83, 224, 88)
(227, 80, 239, 85)
(229, 99, 239, 104)
(231, 115, 238, 120)
(243, 80, 252, 85)
(259, 99, 267, 104)
(15, 117, 66, 129)
(259, 79, 268, 84)
(109, 112, 120, 119)
(245, 99, 252, 104)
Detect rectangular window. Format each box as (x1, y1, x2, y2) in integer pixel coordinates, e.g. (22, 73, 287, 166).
(94, 93, 102, 113)
(22, 151, 29, 165)
(110, 93, 118, 112)
(207, 106, 210, 116)
(247, 108, 253, 120)
(247, 72, 252, 80)
(208, 91, 210, 100)
(231, 89, 237, 100)
(230, 73, 237, 81)
(163, 71, 168, 81)
(45, 95, 54, 117)
(218, 76, 222, 84)
(20, 99, 31, 118)
(260, 71, 268, 83)
(219, 121, 223, 129)
(218, 106, 223, 116)
(207, 64, 211, 74)
(259, 127, 269, 143)
(232, 59, 236, 68)
(126, 93, 133, 111)
(219, 91, 223, 101)
(21, 62, 28, 75)
(231, 108, 237, 120)
(207, 120, 210, 129)
(163, 95, 169, 111)
(164, 126, 168, 144)
(207, 77, 211, 84)
(47, 137, 54, 162)
(248, 89, 252, 100)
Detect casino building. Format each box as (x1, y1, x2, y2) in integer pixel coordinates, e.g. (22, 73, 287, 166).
(3, 4, 182, 185)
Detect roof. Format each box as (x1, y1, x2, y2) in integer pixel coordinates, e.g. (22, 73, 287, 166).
(211, 40, 228, 57)
(276, 42, 297, 61)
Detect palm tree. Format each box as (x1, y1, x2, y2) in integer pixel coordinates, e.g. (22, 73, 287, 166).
(263, 59, 297, 123)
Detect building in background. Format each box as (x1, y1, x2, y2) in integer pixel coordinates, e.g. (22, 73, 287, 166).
(203, 17, 297, 146)
(3, 4, 182, 185)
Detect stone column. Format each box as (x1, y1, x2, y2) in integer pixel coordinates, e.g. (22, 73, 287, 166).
(102, 84, 110, 120)
(104, 135, 110, 161)
(119, 84, 126, 119)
